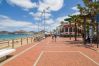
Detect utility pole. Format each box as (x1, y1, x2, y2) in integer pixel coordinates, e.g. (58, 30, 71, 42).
(43, 10, 46, 34)
(42, 7, 50, 37)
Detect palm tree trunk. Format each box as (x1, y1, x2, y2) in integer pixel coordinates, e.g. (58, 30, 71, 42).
(69, 21, 71, 40)
(90, 15, 94, 45)
(74, 22, 77, 41)
(83, 16, 86, 45)
(96, 23, 99, 48)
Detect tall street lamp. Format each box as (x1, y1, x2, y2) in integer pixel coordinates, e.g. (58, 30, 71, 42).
(42, 7, 50, 37)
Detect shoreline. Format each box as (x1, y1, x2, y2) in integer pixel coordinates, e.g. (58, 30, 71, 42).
(0, 34, 34, 41)
(0, 37, 34, 49)
(0, 33, 44, 49)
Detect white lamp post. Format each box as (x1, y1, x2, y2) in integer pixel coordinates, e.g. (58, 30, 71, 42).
(42, 7, 50, 37)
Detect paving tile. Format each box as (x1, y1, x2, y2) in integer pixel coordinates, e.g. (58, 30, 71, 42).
(2, 37, 99, 66)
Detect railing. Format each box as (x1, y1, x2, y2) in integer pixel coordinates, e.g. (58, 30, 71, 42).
(0, 34, 45, 49)
(0, 40, 10, 47)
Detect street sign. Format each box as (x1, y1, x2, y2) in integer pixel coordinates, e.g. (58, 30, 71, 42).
(96, 14, 99, 22)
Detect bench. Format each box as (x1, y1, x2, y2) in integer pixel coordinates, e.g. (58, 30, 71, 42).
(0, 48, 16, 62)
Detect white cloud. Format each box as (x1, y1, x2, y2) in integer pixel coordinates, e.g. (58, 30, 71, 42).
(28, 0, 64, 27)
(6, 0, 64, 12)
(71, 6, 80, 15)
(36, 15, 70, 31)
(56, 16, 70, 22)
(72, 12, 80, 15)
(29, 12, 41, 17)
(5, 0, 65, 31)
(29, 12, 41, 20)
(44, 13, 51, 18)
(71, 6, 79, 11)
(29, 11, 51, 20)
(6, 0, 37, 10)
(0, 15, 38, 31)
(48, 15, 69, 31)
(38, 0, 64, 12)
(45, 19, 54, 25)
(29, 12, 34, 15)
(0, 15, 9, 19)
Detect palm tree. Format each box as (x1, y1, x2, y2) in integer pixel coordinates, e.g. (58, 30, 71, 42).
(64, 17, 72, 40)
(70, 15, 78, 41)
(64, 15, 83, 41)
(77, 0, 99, 45)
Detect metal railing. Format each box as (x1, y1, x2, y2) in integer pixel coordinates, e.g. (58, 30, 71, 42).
(0, 33, 45, 49)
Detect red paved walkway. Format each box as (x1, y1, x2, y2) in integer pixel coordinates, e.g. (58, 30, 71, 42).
(1, 37, 99, 66)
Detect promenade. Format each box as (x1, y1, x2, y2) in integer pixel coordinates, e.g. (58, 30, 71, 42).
(1, 37, 99, 66)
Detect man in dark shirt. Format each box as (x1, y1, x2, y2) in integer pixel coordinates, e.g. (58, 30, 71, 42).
(54, 33, 57, 42)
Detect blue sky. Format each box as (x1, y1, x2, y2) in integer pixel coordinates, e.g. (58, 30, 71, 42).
(0, 0, 84, 32)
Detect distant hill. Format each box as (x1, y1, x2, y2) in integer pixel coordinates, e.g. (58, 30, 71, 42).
(13, 30, 27, 34)
(0, 30, 35, 34)
(0, 31, 10, 34)
(13, 30, 35, 34)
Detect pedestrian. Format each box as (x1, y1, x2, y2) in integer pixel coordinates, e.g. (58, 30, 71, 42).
(54, 33, 57, 42)
(52, 34, 54, 39)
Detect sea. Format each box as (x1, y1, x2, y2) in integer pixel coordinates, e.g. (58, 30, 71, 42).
(0, 34, 34, 40)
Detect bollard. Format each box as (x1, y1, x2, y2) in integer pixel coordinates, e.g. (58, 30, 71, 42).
(21, 38, 22, 46)
(31, 37, 32, 43)
(12, 40, 14, 48)
(8, 41, 10, 47)
(27, 37, 28, 44)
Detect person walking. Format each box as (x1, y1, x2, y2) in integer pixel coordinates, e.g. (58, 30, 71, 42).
(51, 32, 57, 42)
(52, 34, 54, 39)
(54, 33, 57, 42)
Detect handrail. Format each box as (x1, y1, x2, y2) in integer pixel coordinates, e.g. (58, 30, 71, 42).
(0, 34, 45, 49)
(0, 40, 9, 44)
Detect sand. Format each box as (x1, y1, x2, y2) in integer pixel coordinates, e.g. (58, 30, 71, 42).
(0, 37, 34, 49)
(0, 33, 45, 49)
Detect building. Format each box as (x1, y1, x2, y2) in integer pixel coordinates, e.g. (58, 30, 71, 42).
(56, 21, 81, 36)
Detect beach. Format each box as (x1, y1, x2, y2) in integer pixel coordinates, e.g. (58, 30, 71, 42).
(0, 37, 34, 49)
(0, 34, 33, 49)
(0, 33, 44, 49)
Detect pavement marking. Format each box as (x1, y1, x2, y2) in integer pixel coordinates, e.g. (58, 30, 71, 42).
(33, 51, 79, 66)
(0, 40, 44, 66)
(46, 51, 99, 66)
(44, 46, 70, 48)
(46, 50, 78, 53)
(79, 51, 99, 66)
(33, 51, 99, 66)
(33, 51, 44, 66)
(33, 39, 50, 66)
